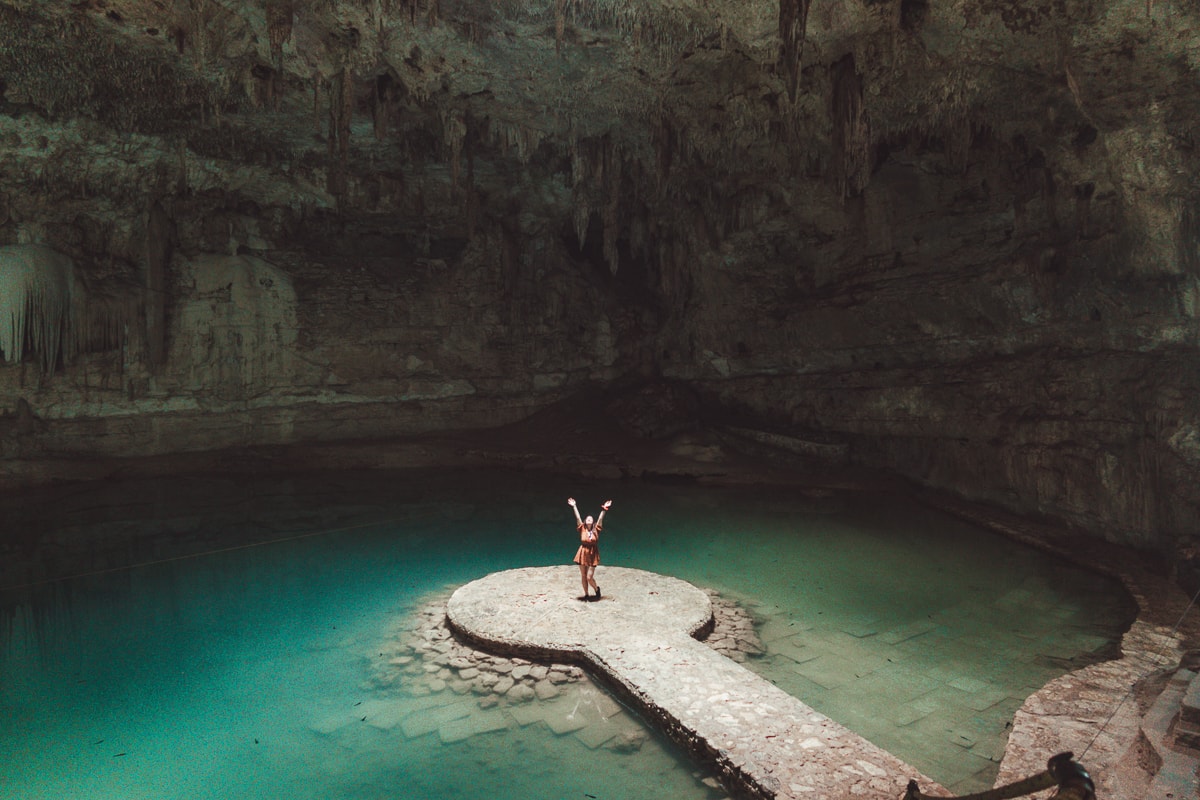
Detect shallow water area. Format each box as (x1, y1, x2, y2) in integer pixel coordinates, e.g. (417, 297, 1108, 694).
(0, 469, 1135, 798)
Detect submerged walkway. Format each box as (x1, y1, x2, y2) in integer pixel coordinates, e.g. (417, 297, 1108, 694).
(447, 566, 946, 800)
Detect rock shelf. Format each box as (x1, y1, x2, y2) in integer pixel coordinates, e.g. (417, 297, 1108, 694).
(446, 566, 946, 800)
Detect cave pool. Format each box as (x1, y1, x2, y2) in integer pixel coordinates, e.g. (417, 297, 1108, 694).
(0, 469, 1135, 799)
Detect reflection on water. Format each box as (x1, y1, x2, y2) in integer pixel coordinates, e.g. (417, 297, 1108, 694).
(0, 470, 1135, 797)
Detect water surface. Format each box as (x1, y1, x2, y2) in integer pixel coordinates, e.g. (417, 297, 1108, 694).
(0, 469, 1134, 797)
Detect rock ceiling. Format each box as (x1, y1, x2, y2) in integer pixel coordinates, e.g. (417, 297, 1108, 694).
(4, 0, 1194, 269)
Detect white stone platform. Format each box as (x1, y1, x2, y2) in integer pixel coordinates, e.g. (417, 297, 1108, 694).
(446, 565, 947, 800)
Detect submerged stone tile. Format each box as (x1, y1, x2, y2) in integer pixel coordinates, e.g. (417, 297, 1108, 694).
(878, 618, 940, 642)
(544, 707, 590, 735)
(533, 678, 560, 700)
(947, 675, 992, 693)
(863, 665, 944, 700)
(506, 702, 548, 727)
(357, 699, 406, 730)
(964, 689, 1013, 713)
(892, 703, 934, 727)
(790, 654, 860, 690)
(757, 617, 812, 643)
(840, 620, 880, 638)
(574, 715, 629, 749)
(401, 701, 471, 739)
(309, 712, 355, 735)
(439, 710, 511, 743)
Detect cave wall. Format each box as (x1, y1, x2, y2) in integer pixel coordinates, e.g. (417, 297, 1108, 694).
(668, 119, 1200, 549)
(1, 0, 1199, 554)
(652, 3, 1200, 550)
(0, 214, 634, 458)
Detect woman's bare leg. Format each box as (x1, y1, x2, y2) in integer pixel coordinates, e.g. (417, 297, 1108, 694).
(586, 566, 599, 596)
(578, 564, 590, 598)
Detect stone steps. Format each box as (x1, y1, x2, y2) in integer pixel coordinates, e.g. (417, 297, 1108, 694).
(1141, 668, 1200, 799)
(1178, 667, 1200, 751)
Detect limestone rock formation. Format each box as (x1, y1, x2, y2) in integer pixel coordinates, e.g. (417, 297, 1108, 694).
(1, 0, 1198, 563)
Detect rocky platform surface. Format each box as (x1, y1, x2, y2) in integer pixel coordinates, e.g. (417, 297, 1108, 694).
(446, 565, 947, 800)
(365, 581, 771, 798)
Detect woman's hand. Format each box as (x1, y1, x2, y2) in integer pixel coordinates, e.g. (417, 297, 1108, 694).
(602, 500, 612, 510)
(567, 497, 577, 507)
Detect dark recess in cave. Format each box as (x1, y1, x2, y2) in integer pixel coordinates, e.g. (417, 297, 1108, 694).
(560, 214, 655, 306)
(1074, 124, 1098, 148)
(899, 0, 929, 32)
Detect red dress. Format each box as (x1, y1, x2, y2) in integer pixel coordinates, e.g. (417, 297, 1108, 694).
(573, 521, 601, 566)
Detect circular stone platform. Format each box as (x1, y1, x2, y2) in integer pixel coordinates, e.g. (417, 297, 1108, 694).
(446, 566, 944, 800)
(446, 565, 714, 656)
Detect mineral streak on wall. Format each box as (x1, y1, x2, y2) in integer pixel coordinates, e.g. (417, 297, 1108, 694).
(1, 0, 1198, 563)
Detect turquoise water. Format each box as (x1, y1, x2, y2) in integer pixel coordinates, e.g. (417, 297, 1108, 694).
(0, 470, 1134, 798)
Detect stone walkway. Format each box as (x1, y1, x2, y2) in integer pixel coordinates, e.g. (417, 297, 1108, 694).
(447, 565, 947, 800)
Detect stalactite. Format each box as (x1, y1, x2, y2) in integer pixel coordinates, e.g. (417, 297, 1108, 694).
(265, 2, 293, 71)
(584, 138, 604, 185)
(830, 54, 869, 199)
(555, 0, 566, 55)
(944, 116, 971, 174)
(326, 67, 353, 204)
(465, 130, 478, 240)
(184, 0, 207, 68)
(778, 0, 811, 102)
(489, 120, 543, 164)
(1074, 181, 1094, 239)
(1043, 166, 1059, 230)
(627, 212, 646, 273)
(398, 0, 418, 25)
(654, 112, 674, 192)
(265, 0, 294, 110)
(695, 200, 720, 250)
(373, 80, 386, 141)
(0, 244, 78, 374)
(657, 239, 671, 297)
(441, 109, 467, 188)
(568, 0, 703, 53)
(372, 73, 398, 141)
(574, 200, 590, 249)
(658, 236, 692, 308)
(80, 277, 144, 363)
(602, 144, 621, 275)
(633, 212, 654, 272)
(168, 137, 186, 195)
(326, 78, 340, 197)
(570, 137, 585, 187)
(463, 186, 478, 241)
(143, 202, 172, 367)
(339, 66, 352, 163)
(312, 72, 322, 134)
